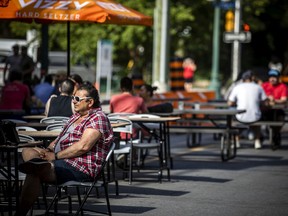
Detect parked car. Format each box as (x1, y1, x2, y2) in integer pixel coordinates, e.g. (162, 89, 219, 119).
(48, 51, 96, 80)
(35, 51, 96, 83)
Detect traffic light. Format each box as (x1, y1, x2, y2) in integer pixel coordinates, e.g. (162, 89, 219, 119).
(225, 10, 234, 32)
(243, 23, 250, 32)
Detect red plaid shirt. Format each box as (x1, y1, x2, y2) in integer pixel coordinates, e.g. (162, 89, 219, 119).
(54, 108, 113, 178)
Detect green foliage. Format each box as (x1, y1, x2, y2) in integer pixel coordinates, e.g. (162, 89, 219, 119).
(2, 0, 288, 87)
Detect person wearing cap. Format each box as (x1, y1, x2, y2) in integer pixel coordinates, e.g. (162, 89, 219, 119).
(228, 70, 268, 149)
(261, 69, 287, 148)
(262, 69, 287, 105)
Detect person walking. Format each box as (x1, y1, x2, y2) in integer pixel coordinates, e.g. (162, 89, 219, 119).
(3, 44, 22, 83)
(182, 57, 197, 92)
(20, 45, 35, 85)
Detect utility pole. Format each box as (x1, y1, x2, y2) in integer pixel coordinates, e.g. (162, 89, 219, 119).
(152, 0, 161, 86)
(223, 0, 250, 81)
(159, 0, 170, 91)
(209, 0, 221, 99)
(152, 0, 170, 92)
(232, 0, 241, 81)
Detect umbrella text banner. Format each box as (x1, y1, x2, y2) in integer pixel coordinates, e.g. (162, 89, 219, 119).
(0, 0, 152, 26)
(0, 0, 152, 76)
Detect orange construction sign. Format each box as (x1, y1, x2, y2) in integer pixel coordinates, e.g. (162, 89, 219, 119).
(0, 0, 152, 26)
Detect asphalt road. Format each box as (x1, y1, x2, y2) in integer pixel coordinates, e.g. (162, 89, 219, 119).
(28, 130, 288, 216)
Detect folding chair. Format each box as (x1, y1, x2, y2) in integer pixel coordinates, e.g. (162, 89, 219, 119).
(108, 116, 134, 185)
(40, 116, 69, 124)
(45, 142, 115, 216)
(2, 119, 27, 123)
(109, 114, 163, 183)
(16, 126, 37, 132)
(46, 123, 65, 131)
(129, 114, 163, 182)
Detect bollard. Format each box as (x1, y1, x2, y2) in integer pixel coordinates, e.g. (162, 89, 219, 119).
(170, 57, 184, 91)
(132, 73, 144, 94)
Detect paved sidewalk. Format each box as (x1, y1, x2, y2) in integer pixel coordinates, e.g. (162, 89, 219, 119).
(31, 132, 288, 216)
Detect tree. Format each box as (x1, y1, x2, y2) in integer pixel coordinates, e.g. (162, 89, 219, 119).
(2, 0, 288, 87)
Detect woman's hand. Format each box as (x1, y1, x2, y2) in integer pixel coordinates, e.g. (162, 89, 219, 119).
(41, 151, 56, 161)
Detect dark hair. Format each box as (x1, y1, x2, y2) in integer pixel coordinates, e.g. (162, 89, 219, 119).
(9, 69, 22, 82)
(60, 79, 75, 95)
(120, 77, 133, 92)
(143, 84, 157, 97)
(21, 45, 28, 51)
(44, 74, 53, 84)
(82, 81, 93, 86)
(78, 84, 100, 108)
(12, 44, 19, 49)
(241, 70, 253, 80)
(69, 74, 83, 85)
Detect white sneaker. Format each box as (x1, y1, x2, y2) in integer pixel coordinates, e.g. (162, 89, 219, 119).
(248, 132, 254, 140)
(236, 140, 241, 148)
(254, 139, 262, 149)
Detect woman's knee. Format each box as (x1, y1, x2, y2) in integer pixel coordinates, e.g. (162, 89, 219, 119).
(21, 147, 40, 162)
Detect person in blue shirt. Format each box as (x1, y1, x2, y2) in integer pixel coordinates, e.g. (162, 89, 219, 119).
(33, 74, 55, 105)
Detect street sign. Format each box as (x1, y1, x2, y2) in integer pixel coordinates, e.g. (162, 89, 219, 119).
(218, 2, 235, 9)
(223, 31, 251, 43)
(209, 0, 235, 9)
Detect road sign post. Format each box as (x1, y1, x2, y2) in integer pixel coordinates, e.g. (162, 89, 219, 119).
(223, 31, 251, 43)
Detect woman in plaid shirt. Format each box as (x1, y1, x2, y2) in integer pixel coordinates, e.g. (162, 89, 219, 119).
(16, 84, 114, 216)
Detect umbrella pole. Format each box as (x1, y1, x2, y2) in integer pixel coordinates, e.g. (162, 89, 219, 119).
(67, 21, 71, 76)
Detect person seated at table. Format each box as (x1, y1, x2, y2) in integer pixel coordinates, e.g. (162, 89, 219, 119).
(261, 69, 288, 148)
(44, 79, 75, 117)
(51, 70, 68, 95)
(110, 76, 148, 115)
(110, 77, 148, 167)
(228, 70, 268, 149)
(15, 84, 114, 216)
(33, 74, 55, 106)
(0, 69, 31, 114)
(69, 73, 83, 95)
(139, 84, 173, 113)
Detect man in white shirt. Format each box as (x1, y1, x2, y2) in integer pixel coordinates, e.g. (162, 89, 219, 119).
(228, 70, 268, 149)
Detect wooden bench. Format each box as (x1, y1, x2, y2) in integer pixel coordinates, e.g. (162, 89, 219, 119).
(235, 121, 285, 147)
(170, 123, 246, 146)
(170, 123, 245, 161)
(171, 118, 285, 148)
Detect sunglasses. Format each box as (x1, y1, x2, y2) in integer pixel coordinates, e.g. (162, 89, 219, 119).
(71, 96, 91, 102)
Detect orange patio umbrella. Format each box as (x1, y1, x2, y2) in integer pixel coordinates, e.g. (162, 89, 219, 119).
(0, 0, 153, 75)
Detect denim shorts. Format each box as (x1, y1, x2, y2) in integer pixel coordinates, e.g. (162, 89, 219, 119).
(54, 159, 92, 184)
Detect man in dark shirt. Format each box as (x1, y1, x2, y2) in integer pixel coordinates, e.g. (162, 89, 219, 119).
(45, 79, 75, 117)
(20, 45, 35, 85)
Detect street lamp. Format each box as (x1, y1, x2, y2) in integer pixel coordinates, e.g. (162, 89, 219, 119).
(208, 0, 232, 99)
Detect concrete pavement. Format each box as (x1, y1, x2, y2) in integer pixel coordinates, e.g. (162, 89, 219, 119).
(31, 131, 288, 216)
